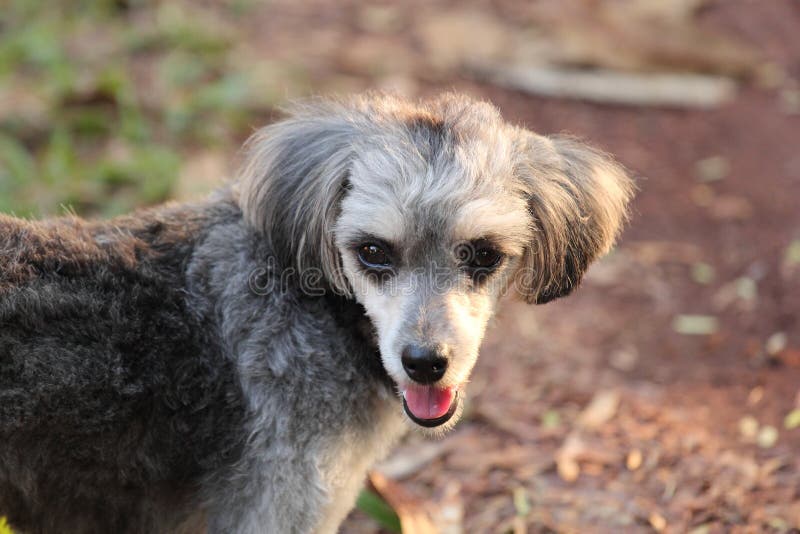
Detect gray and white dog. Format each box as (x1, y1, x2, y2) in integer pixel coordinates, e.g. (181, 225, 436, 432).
(0, 93, 633, 533)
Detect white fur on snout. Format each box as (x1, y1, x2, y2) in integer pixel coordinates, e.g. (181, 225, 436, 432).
(339, 256, 413, 387)
(342, 255, 496, 395)
(440, 291, 494, 387)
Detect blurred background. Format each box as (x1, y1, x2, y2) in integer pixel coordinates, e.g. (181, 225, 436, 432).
(1, 0, 799, 532)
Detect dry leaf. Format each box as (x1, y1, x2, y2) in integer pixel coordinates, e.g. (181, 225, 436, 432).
(672, 315, 718, 336)
(377, 440, 449, 480)
(579, 390, 620, 428)
(626, 449, 643, 471)
(368, 471, 438, 534)
(434, 482, 463, 534)
(649, 512, 667, 531)
(756, 426, 779, 449)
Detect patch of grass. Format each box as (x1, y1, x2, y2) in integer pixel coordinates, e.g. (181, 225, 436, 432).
(356, 489, 402, 533)
(0, 0, 288, 218)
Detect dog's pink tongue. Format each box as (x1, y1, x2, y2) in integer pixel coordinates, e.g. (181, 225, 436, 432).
(404, 385, 455, 419)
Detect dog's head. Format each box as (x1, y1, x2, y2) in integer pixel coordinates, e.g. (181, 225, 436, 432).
(238, 94, 634, 430)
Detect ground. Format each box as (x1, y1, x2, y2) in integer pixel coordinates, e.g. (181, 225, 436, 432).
(1, 1, 799, 533)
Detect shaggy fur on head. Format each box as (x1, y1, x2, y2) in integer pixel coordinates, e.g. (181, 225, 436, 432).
(0, 93, 633, 533)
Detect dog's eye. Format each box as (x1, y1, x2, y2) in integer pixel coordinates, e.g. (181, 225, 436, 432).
(472, 247, 503, 269)
(357, 243, 391, 268)
(456, 240, 504, 278)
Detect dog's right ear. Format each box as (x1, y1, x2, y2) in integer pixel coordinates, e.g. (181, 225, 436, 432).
(514, 134, 635, 304)
(237, 102, 361, 295)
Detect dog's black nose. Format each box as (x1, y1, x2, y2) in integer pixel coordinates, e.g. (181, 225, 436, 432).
(401, 345, 448, 384)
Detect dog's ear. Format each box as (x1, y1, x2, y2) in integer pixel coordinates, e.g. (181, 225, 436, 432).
(237, 102, 360, 295)
(515, 134, 635, 304)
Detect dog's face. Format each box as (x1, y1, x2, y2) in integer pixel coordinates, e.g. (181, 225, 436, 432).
(239, 94, 633, 430)
(333, 120, 530, 430)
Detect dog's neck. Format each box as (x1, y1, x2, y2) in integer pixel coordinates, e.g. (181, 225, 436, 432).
(321, 293, 397, 393)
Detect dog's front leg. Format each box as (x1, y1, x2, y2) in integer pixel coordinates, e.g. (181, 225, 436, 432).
(204, 456, 329, 534)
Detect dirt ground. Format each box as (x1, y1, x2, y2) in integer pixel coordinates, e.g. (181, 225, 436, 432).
(330, 2, 800, 533)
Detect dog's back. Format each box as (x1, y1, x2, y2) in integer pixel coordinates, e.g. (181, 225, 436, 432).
(0, 205, 247, 533)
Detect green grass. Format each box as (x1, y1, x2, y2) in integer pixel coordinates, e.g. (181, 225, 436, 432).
(0, 0, 293, 218)
(356, 489, 402, 533)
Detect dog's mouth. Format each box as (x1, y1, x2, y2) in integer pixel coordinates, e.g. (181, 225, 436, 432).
(402, 384, 459, 428)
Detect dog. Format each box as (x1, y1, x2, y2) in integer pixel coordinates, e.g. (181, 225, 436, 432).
(0, 93, 633, 533)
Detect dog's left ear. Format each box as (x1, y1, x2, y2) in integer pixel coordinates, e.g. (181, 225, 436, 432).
(514, 134, 635, 304)
(237, 102, 361, 295)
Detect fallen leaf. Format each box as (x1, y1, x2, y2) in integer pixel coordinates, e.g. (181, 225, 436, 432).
(784, 409, 800, 430)
(377, 440, 449, 480)
(739, 416, 759, 441)
(756, 426, 779, 449)
(691, 262, 715, 285)
(434, 482, 463, 534)
(765, 332, 788, 356)
(541, 409, 561, 429)
(579, 390, 621, 428)
(649, 512, 667, 531)
(734, 277, 758, 301)
(557, 456, 581, 482)
(368, 471, 438, 534)
(627, 449, 643, 471)
(672, 315, 719, 335)
(747, 386, 764, 406)
(694, 155, 729, 182)
(784, 240, 800, 266)
(556, 433, 584, 482)
(688, 523, 712, 534)
(513, 486, 531, 517)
